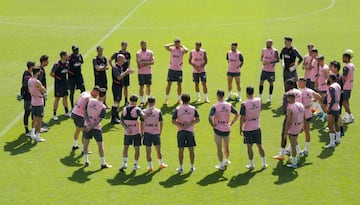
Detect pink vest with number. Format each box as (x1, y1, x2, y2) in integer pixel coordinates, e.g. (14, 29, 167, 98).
(303, 54, 313, 79)
(301, 87, 314, 119)
(262, 48, 277, 72)
(191, 49, 206, 73)
(288, 102, 304, 135)
(327, 83, 341, 111)
(242, 98, 261, 131)
(28, 77, 44, 106)
(176, 104, 196, 132)
(143, 108, 161, 135)
(343, 62, 354, 90)
(169, 48, 184, 71)
(85, 98, 105, 130)
(213, 101, 232, 132)
(227, 50, 242, 73)
(72, 91, 91, 117)
(318, 64, 329, 92)
(137, 49, 153, 74)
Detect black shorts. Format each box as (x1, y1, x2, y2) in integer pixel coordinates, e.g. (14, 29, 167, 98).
(71, 113, 84, 128)
(227, 72, 241, 77)
(260, 70, 275, 82)
(283, 69, 298, 82)
(138, 74, 152, 85)
(167, 70, 183, 82)
(243, 128, 262, 144)
(193, 72, 207, 83)
(177, 130, 196, 148)
(214, 129, 230, 137)
(24, 100, 31, 111)
(124, 134, 142, 146)
(306, 117, 312, 122)
(54, 82, 68, 97)
(143, 133, 161, 146)
(122, 75, 130, 86)
(31, 105, 44, 117)
(95, 78, 108, 89)
(306, 79, 315, 90)
(83, 129, 103, 142)
(112, 84, 123, 102)
(68, 75, 85, 91)
(328, 110, 340, 123)
(342, 90, 351, 101)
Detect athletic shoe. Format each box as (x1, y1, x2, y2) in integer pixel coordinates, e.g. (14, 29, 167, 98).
(215, 164, 225, 171)
(344, 117, 354, 124)
(196, 97, 201, 102)
(224, 160, 231, 166)
(262, 164, 268, 169)
(53, 115, 58, 121)
(164, 99, 169, 105)
(259, 94, 262, 100)
(272, 154, 285, 160)
(284, 149, 291, 155)
(30, 133, 36, 141)
(139, 102, 145, 108)
(147, 167, 153, 172)
(65, 112, 72, 117)
(236, 97, 242, 102)
(190, 167, 196, 172)
(176, 167, 183, 173)
(266, 96, 271, 102)
(25, 132, 31, 137)
(101, 164, 112, 169)
(324, 143, 335, 149)
(119, 164, 127, 171)
(298, 151, 305, 158)
(225, 97, 231, 102)
(84, 162, 90, 167)
(159, 164, 168, 169)
(35, 137, 46, 142)
(286, 163, 298, 168)
(205, 99, 210, 103)
(335, 139, 341, 144)
(40, 127, 48, 133)
(302, 150, 309, 156)
(133, 164, 140, 171)
(72, 146, 79, 151)
(245, 165, 255, 170)
(341, 132, 345, 137)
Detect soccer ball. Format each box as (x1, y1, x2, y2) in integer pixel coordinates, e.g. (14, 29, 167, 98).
(230, 93, 239, 101)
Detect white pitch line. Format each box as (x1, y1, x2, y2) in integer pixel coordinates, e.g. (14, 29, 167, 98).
(0, 0, 147, 138)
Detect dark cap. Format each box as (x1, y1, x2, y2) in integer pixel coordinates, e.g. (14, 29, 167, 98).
(40, 55, 49, 62)
(26, 61, 35, 68)
(72, 45, 79, 51)
(316, 55, 324, 60)
(284, 36, 293, 41)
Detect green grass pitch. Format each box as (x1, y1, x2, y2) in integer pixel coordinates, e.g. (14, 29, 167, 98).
(0, 0, 359, 204)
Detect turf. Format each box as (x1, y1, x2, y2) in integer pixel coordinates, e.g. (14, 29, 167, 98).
(0, 0, 359, 204)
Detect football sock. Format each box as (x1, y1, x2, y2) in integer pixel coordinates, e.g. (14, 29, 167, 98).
(269, 85, 274, 95)
(100, 157, 105, 165)
(64, 107, 69, 114)
(73, 140, 78, 147)
(249, 159, 254, 167)
(83, 154, 89, 163)
(140, 96, 144, 103)
(304, 142, 310, 152)
(261, 157, 266, 166)
(148, 161, 152, 168)
(259, 85, 264, 94)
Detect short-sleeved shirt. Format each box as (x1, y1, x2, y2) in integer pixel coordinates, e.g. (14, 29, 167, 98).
(279, 46, 303, 70)
(51, 60, 69, 84)
(112, 50, 131, 71)
(84, 98, 106, 131)
(21, 70, 32, 100)
(38, 66, 47, 88)
(141, 108, 163, 135)
(240, 98, 261, 131)
(172, 104, 199, 132)
(209, 101, 238, 132)
(112, 64, 123, 85)
(226, 50, 244, 73)
(136, 49, 154, 75)
(68, 53, 84, 77)
(92, 55, 108, 85)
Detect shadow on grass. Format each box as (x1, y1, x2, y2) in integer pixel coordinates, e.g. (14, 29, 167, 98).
(272, 161, 298, 185)
(227, 169, 264, 188)
(261, 101, 272, 110)
(271, 104, 284, 118)
(160, 103, 179, 115)
(197, 170, 228, 186)
(3, 134, 36, 155)
(318, 147, 335, 159)
(46, 115, 69, 128)
(60, 151, 82, 167)
(102, 122, 119, 133)
(190, 100, 207, 108)
(107, 169, 160, 186)
(68, 166, 101, 183)
(159, 172, 192, 188)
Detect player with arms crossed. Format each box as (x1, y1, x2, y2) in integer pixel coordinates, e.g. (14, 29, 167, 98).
(226, 42, 244, 102)
(342, 49, 355, 123)
(240, 87, 267, 170)
(258, 39, 279, 102)
(189, 41, 209, 103)
(136, 41, 154, 108)
(172, 94, 200, 173)
(92, 45, 109, 107)
(164, 38, 189, 105)
(68, 45, 85, 110)
(208, 90, 239, 170)
(141, 97, 168, 172)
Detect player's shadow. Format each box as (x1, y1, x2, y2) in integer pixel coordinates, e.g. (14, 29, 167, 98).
(60, 151, 83, 167)
(159, 172, 192, 188)
(102, 122, 119, 133)
(197, 170, 228, 186)
(46, 115, 69, 128)
(261, 102, 272, 110)
(190, 101, 207, 108)
(272, 161, 298, 185)
(3, 134, 36, 155)
(271, 105, 284, 118)
(227, 169, 264, 188)
(68, 166, 102, 183)
(107, 169, 160, 186)
(318, 147, 335, 159)
(160, 103, 178, 115)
